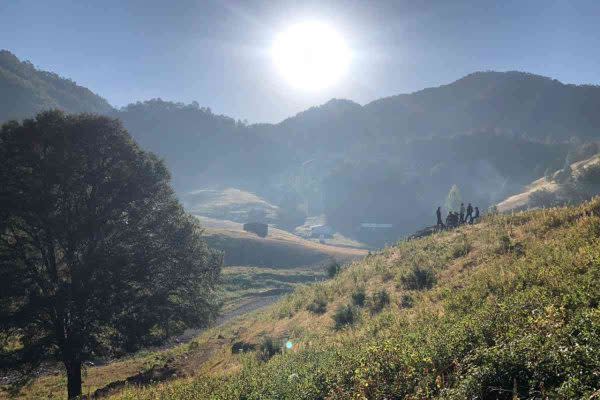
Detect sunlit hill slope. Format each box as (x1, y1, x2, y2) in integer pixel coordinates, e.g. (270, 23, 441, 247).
(111, 198, 600, 399)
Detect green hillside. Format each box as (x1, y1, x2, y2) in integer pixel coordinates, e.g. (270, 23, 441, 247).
(0, 50, 113, 122)
(110, 199, 600, 399)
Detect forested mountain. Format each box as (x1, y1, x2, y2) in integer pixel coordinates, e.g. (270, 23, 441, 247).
(4, 50, 600, 243)
(0, 50, 113, 122)
(116, 74, 595, 243)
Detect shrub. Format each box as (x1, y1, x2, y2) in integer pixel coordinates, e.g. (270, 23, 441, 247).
(450, 239, 471, 258)
(529, 188, 559, 208)
(326, 260, 342, 278)
(351, 288, 366, 307)
(306, 298, 328, 314)
(258, 336, 279, 362)
(497, 235, 524, 255)
(332, 305, 356, 329)
(400, 294, 414, 308)
(399, 265, 437, 290)
(231, 341, 255, 354)
(370, 290, 390, 313)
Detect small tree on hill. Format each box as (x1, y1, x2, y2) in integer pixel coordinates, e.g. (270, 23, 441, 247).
(445, 184, 462, 212)
(0, 111, 222, 399)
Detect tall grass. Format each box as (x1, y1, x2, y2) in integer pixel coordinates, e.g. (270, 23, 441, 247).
(114, 198, 600, 400)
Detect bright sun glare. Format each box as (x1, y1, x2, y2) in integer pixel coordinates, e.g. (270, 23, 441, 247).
(271, 22, 350, 91)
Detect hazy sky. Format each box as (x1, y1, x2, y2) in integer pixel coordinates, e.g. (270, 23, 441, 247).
(2, 0, 600, 122)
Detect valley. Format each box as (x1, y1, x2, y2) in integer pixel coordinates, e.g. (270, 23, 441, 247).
(3, 41, 600, 399)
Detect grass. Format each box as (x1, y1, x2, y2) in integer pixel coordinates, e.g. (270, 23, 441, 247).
(198, 215, 367, 267)
(110, 198, 600, 399)
(219, 266, 324, 313)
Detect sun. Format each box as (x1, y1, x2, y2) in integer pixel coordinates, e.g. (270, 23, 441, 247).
(271, 22, 350, 91)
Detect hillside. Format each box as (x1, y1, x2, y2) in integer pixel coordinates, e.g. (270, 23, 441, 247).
(113, 199, 600, 399)
(12, 199, 598, 399)
(197, 216, 367, 267)
(110, 199, 599, 399)
(0, 50, 113, 122)
(498, 152, 600, 212)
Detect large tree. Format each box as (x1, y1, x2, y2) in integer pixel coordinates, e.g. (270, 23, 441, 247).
(0, 111, 222, 399)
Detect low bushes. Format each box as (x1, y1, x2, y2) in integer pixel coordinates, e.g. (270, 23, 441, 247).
(326, 260, 342, 278)
(369, 289, 390, 314)
(332, 305, 357, 329)
(351, 288, 366, 307)
(306, 297, 328, 314)
(399, 265, 437, 290)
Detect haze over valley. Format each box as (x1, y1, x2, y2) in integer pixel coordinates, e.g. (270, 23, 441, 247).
(2, 2, 600, 399)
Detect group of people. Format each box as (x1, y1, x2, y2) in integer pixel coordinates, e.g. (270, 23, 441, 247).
(436, 203, 479, 229)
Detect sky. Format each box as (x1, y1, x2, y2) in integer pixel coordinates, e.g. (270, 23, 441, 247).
(2, 0, 600, 123)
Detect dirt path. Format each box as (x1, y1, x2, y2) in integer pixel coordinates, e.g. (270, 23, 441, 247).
(172, 293, 283, 345)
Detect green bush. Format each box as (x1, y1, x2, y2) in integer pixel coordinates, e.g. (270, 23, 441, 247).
(400, 294, 414, 308)
(351, 288, 366, 307)
(332, 305, 356, 329)
(369, 289, 390, 314)
(258, 336, 279, 362)
(399, 265, 437, 290)
(306, 297, 328, 314)
(450, 238, 471, 258)
(497, 234, 524, 255)
(326, 260, 342, 278)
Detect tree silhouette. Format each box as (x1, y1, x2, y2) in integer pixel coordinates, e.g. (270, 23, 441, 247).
(0, 111, 221, 399)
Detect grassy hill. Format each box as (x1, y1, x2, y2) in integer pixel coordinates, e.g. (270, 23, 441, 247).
(498, 153, 600, 212)
(7, 198, 600, 399)
(94, 199, 600, 399)
(197, 216, 368, 267)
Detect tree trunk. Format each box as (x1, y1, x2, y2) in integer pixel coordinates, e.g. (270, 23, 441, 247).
(65, 360, 82, 399)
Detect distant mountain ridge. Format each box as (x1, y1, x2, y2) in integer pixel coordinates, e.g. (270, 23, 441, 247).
(4, 50, 600, 243)
(363, 71, 600, 141)
(0, 50, 113, 122)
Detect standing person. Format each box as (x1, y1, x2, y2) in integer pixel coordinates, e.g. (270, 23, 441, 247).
(471, 206, 480, 223)
(466, 203, 473, 222)
(459, 203, 465, 224)
(436, 206, 444, 228)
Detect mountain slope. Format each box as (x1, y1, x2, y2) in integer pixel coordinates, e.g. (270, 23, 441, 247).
(0, 50, 113, 122)
(364, 71, 600, 141)
(107, 198, 600, 399)
(10, 189, 600, 400)
(497, 152, 600, 212)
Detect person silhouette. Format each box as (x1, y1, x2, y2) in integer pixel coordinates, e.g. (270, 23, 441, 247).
(471, 206, 480, 224)
(436, 206, 444, 228)
(459, 203, 465, 224)
(466, 203, 473, 222)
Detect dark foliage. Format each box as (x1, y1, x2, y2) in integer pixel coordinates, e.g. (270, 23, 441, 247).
(369, 290, 390, 314)
(258, 336, 279, 362)
(351, 288, 366, 307)
(400, 294, 414, 308)
(332, 305, 356, 330)
(306, 298, 328, 315)
(399, 265, 437, 291)
(326, 260, 342, 278)
(0, 111, 221, 398)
